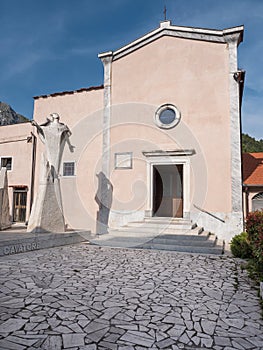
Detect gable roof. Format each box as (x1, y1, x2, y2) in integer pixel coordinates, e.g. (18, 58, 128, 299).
(243, 153, 263, 186)
(98, 20, 244, 61)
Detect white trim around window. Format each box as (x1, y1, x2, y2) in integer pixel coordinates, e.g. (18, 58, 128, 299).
(0, 156, 13, 171)
(62, 161, 76, 177)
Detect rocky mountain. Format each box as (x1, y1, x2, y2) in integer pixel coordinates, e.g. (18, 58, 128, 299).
(0, 101, 29, 126)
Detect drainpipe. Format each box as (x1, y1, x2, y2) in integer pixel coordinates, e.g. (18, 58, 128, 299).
(245, 185, 249, 219)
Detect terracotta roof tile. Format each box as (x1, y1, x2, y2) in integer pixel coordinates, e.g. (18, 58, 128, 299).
(242, 152, 263, 185)
(34, 85, 104, 99)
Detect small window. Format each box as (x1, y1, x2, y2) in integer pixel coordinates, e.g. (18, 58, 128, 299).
(1, 157, 12, 171)
(63, 162, 75, 176)
(252, 192, 263, 212)
(155, 104, 181, 129)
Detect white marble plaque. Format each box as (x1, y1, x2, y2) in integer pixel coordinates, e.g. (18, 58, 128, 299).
(115, 152, 133, 169)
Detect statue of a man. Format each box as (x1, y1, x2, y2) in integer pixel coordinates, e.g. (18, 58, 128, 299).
(27, 113, 73, 233)
(31, 113, 73, 181)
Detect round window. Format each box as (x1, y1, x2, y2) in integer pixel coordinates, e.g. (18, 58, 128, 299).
(159, 108, 176, 125)
(155, 104, 181, 129)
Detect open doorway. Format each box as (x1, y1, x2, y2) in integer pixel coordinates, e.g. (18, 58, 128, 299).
(153, 164, 183, 217)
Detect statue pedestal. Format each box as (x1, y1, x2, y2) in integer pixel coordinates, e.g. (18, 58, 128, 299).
(27, 178, 65, 233)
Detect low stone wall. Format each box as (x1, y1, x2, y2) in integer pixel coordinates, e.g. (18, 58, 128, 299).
(191, 211, 243, 243)
(0, 231, 90, 257)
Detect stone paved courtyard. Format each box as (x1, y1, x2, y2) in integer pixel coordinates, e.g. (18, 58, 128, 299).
(0, 244, 262, 350)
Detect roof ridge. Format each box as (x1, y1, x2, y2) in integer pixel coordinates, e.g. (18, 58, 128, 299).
(98, 21, 244, 61)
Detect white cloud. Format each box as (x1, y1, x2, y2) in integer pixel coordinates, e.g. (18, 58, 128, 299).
(7, 53, 42, 76)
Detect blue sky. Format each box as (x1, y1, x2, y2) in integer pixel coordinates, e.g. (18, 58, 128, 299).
(0, 0, 262, 139)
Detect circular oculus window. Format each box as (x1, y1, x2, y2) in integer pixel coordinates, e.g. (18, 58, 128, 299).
(155, 104, 181, 129)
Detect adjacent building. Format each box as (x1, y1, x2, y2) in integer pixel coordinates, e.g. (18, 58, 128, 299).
(0, 122, 35, 223)
(243, 152, 263, 217)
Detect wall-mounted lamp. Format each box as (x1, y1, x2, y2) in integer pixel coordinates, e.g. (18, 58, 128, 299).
(233, 71, 244, 83)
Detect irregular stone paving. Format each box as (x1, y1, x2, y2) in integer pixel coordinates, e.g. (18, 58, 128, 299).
(0, 244, 262, 350)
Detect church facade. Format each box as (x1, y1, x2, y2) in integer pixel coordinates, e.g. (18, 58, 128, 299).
(1, 21, 245, 241)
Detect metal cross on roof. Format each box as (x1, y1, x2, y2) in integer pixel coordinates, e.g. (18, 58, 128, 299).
(163, 5, 167, 20)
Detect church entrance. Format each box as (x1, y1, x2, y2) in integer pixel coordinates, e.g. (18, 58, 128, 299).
(153, 164, 183, 217)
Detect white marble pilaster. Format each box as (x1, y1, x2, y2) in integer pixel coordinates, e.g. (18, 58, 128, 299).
(226, 34, 244, 232)
(97, 52, 113, 234)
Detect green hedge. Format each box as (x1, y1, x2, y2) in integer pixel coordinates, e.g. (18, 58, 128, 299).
(246, 211, 263, 264)
(230, 231, 252, 259)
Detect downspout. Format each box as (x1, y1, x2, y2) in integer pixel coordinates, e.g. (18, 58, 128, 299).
(245, 185, 249, 219)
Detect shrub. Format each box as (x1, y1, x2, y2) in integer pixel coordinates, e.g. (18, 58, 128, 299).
(246, 259, 263, 284)
(230, 232, 252, 259)
(246, 211, 263, 264)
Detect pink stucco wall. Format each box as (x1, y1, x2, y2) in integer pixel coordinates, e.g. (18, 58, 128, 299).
(33, 88, 104, 232)
(110, 35, 231, 214)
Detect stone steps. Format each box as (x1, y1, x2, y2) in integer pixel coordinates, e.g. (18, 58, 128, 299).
(91, 218, 224, 255)
(137, 242, 224, 255)
(109, 226, 204, 238)
(109, 221, 196, 236)
(93, 231, 216, 247)
(149, 232, 216, 246)
(124, 217, 194, 230)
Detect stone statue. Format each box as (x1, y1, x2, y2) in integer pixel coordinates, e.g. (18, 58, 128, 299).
(0, 167, 11, 230)
(31, 113, 73, 180)
(27, 113, 73, 233)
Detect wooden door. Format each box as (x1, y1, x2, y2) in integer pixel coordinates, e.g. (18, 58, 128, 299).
(13, 190, 27, 222)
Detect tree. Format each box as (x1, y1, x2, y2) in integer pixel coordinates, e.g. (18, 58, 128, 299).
(242, 133, 263, 153)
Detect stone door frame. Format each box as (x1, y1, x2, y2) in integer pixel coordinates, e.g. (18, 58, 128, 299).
(145, 156, 190, 219)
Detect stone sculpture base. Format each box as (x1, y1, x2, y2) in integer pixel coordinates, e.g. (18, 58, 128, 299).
(0, 168, 11, 230)
(27, 179, 65, 233)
